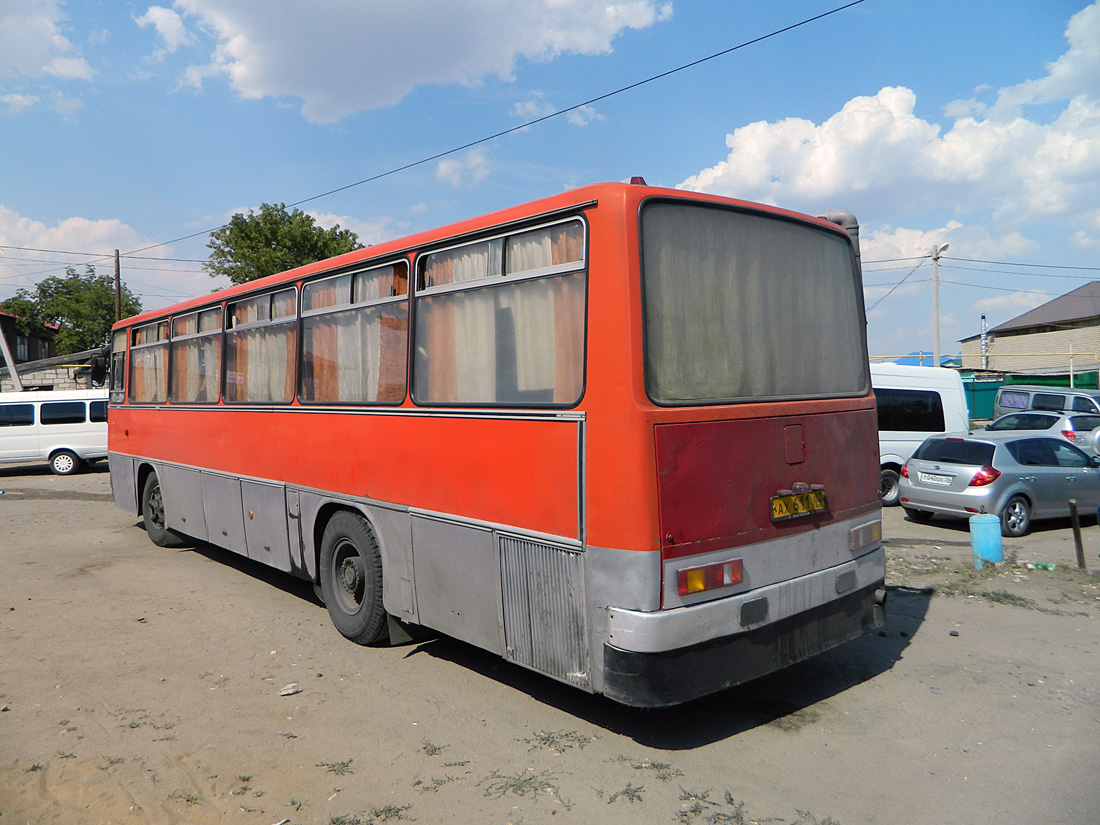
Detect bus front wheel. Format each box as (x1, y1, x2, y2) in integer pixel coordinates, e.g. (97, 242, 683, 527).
(319, 511, 388, 646)
(141, 472, 183, 547)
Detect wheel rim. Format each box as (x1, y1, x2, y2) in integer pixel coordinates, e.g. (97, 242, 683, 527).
(148, 483, 165, 529)
(332, 539, 365, 614)
(1005, 500, 1026, 532)
(54, 454, 74, 473)
(880, 475, 897, 500)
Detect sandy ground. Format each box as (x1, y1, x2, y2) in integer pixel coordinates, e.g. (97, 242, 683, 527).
(1, 463, 1098, 825)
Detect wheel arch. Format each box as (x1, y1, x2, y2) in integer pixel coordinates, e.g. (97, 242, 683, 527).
(309, 501, 381, 585)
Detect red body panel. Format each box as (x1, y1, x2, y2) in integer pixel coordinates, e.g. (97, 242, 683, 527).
(655, 407, 879, 559)
(111, 408, 580, 539)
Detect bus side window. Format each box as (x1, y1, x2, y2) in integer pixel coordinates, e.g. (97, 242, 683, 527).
(130, 321, 170, 404)
(171, 308, 223, 404)
(300, 262, 409, 405)
(413, 220, 585, 406)
(225, 289, 297, 404)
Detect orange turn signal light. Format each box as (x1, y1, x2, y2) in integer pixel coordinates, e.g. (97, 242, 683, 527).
(677, 559, 743, 596)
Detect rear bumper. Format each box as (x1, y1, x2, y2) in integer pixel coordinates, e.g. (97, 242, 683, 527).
(600, 549, 885, 707)
(602, 581, 884, 707)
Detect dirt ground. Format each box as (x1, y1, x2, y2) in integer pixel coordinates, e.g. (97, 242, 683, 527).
(1, 463, 1098, 825)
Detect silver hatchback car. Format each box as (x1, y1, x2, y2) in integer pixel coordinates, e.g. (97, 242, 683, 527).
(899, 432, 1100, 537)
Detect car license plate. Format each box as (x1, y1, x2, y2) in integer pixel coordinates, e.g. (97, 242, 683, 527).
(919, 472, 952, 485)
(771, 489, 827, 521)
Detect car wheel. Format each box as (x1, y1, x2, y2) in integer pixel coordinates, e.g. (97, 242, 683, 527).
(319, 511, 388, 646)
(1000, 495, 1031, 537)
(880, 469, 901, 506)
(903, 507, 934, 522)
(49, 450, 82, 475)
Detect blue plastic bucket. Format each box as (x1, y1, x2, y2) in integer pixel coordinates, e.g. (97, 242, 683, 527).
(969, 514, 1004, 569)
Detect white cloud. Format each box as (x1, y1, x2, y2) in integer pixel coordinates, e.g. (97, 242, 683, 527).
(435, 148, 490, 187)
(0, 206, 209, 308)
(135, 6, 196, 62)
(1, 93, 39, 113)
(991, 2, 1100, 118)
(0, 0, 92, 82)
(567, 104, 603, 126)
(167, 0, 671, 123)
(512, 93, 556, 121)
(972, 290, 1050, 314)
(308, 210, 394, 247)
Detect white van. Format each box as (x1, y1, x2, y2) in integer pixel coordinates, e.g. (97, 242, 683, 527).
(0, 389, 108, 474)
(870, 363, 970, 506)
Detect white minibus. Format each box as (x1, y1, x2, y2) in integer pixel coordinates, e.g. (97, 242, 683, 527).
(0, 389, 108, 474)
(870, 363, 970, 505)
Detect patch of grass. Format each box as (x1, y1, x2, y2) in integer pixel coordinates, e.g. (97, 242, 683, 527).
(420, 740, 446, 756)
(792, 811, 842, 825)
(288, 797, 303, 811)
(24, 763, 45, 772)
(523, 729, 593, 753)
(329, 816, 364, 825)
(608, 782, 644, 804)
(57, 751, 76, 759)
(370, 803, 414, 821)
(99, 756, 125, 770)
(317, 758, 355, 775)
(610, 755, 683, 781)
(478, 769, 564, 804)
(413, 774, 459, 793)
(676, 789, 747, 824)
(168, 790, 200, 806)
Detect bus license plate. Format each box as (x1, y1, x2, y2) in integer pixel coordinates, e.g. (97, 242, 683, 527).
(919, 472, 951, 485)
(770, 490, 827, 521)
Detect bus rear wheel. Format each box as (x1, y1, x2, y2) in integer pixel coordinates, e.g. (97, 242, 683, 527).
(319, 511, 388, 645)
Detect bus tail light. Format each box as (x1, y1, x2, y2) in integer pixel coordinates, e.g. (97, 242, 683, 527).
(968, 466, 1001, 486)
(677, 559, 743, 596)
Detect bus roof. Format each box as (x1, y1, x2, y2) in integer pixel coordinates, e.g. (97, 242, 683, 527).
(116, 180, 853, 329)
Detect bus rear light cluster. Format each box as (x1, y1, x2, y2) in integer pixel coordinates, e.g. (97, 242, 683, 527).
(677, 559, 743, 597)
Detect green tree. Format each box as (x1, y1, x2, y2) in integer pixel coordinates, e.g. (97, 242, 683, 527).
(204, 203, 363, 286)
(1, 266, 142, 355)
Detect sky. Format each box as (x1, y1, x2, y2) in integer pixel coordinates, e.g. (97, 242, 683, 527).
(2, 0, 1098, 360)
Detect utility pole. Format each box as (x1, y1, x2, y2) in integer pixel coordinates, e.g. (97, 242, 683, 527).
(114, 249, 121, 322)
(931, 243, 949, 366)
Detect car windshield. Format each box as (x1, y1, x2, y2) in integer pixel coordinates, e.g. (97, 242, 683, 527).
(915, 438, 995, 465)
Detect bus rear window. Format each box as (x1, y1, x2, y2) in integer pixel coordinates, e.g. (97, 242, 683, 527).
(640, 202, 866, 404)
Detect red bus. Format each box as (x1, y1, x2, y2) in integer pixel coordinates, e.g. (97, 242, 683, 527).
(108, 180, 884, 707)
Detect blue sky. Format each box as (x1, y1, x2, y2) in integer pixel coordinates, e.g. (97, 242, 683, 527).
(2, 0, 1098, 359)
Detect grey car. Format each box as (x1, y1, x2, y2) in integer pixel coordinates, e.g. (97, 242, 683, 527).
(982, 411, 1100, 454)
(899, 432, 1100, 537)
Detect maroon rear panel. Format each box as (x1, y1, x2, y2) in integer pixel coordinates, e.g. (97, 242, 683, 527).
(655, 410, 879, 560)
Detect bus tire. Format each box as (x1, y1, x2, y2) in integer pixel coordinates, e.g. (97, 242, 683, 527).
(319, 511, 388, 646)
(879, 469, 901, 506)
(141, 472, 183, 547)
(49, 450, 82, 475)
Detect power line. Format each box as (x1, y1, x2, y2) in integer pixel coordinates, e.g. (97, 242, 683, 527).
(120, 0, 871, 258)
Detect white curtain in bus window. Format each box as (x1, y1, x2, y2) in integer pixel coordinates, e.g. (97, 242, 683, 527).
(415, 222, 584, 405)
(170, 308, 222, 403)
(225, 290, 297, 403)
(301, 263, 408, 404)
(129, 321, 168, 404)
(641, 204, 865, 402)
